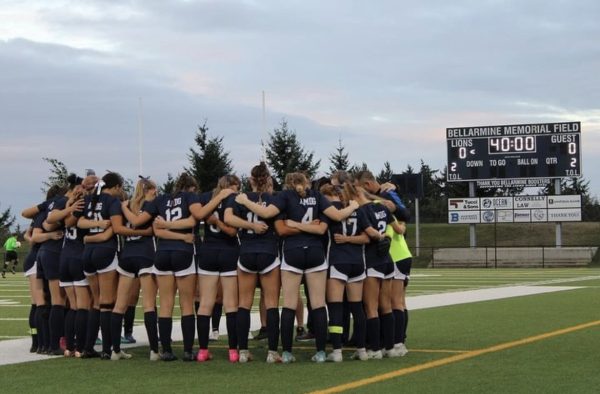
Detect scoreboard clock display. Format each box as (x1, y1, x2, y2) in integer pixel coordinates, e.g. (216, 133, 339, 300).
(446, 122, 581, 182)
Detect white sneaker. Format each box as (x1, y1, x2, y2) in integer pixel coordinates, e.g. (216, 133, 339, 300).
(394, 343, 408, 356)
(111, 350, 132, 360)
(209, 330, 219, 341)
(326, 350, 343, 362)
(367, 350, 383, 360)
(383, 347, 401, 358)
(149, 350, 161, 361)
(239, 350, 253, 363)
(351, 348, 368, 361)
(266, 350, 282, 363)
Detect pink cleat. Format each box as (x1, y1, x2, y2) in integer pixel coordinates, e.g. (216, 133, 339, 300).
(196, 349, 212, 362)
(228, 349, 239, 363)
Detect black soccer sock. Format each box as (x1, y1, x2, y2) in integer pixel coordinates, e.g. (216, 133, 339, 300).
(312, 307, 328, 352)
(49, 305, 65, 351)
(100, 310, 112, 354)
(266, 308, 280, 352)
(381, 312, 395, 351)
(85, 308, 100, 352)
(393, 309, 406, 344)
(123, 305, 136, 336)
(280, 307, 295, 352)
(64, 309, 76, 351)
(327, 302, 344, 350)
(196, 315, 210, 349)
(226, 312, 238, 350)
(42, 305, 51, 349)
(75, 309, 88, 352)
(403, 309, 409, 343)
(29, 304, 38, 348)
(111, 312, 124, 353)
(34, 305, 44, 350)
(158, 317, 173, 353)
(349, 302, 366, 349)
(367, 317, 381, 351)
(211, 303, 223, 332)
(144, 311, 159, 353)
(342, 299, 351, 345)
(236, 308, 251, 350)
(181, 315, 195, 353)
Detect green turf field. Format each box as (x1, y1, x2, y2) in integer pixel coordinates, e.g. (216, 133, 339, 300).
(1, 269, 599, 393)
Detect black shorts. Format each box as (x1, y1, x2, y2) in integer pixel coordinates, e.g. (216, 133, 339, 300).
(281, 246, 326, 274)
(36, 249, 61, 281)
(82, 246, 118, 276)
(118, 256, 154, 278)
(328, 263, 366, 283)
(5, 250, 18, 262)
(238, 253, 279, 275)
(366, 263, 394, 279)
(59, 255, 88, 287)
(154, 250, 195, 277)
(394, 257, 412, 284)
(197, 247, 239, 277)
(23, 252, 37, 277)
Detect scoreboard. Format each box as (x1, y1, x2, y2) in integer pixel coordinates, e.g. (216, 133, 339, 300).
(446, 122, 581, 183)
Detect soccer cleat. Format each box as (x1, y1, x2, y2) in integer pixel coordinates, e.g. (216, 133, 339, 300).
(266, 351, 282, 364)
(196, 349, 212, 362)
(160, 351, 178, 362)
(281, 351, 295, 364)
(29, 345, 37, 353)
(209, 330, 219, 341)
(111, 350, 133, 360)
(64, 349, 74, 357)
(149, 351, 161, 361)
(253, 327, 268, 340)
(238, 350, 252, 363)
(74, 351, 83, 358)
(311, 350, 327, 363)
(383, 348, 401, 358)
(48, 348, 64, 356)
(80, 349, 100, 359)
(351, 349, 369, 361)
(296, 328, 315, 342)
(326, 350, 343, 362)
(182, 351, 196, 362)
(100, 351, 111, 360)
(228, 349, 239, 363)
(394, 343, 408, 356)
(121, 334, 136, 344)
(367, 350, 383, 360)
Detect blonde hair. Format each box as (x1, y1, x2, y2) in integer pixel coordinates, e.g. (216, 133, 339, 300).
(129, 177, 156, 214)
(214, 175, 241, 195)
(285, 172, 308, 198)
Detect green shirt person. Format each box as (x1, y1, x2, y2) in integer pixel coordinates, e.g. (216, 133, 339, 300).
(2, 235, 20, 277)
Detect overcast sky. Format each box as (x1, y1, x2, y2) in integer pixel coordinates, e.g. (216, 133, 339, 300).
(2, 0, 600, 227)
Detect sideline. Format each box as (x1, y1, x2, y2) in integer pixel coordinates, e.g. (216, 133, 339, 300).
(309, 320, 600, 394)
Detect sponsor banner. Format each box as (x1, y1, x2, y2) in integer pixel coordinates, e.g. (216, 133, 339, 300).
(513, 195, 547, 209)
(477, 178, 551, 188)
(480, 210, 495, 223)
(448, 198, 480, 211)
(480, 197, 513, 210)
(547, 208, 582, 222)
(531, 209, 548, 222)
(496, 210, 514, 223)
(547, 195, 581, 209)
(513, 210, 532, 223)
(448, 211, 480, 224)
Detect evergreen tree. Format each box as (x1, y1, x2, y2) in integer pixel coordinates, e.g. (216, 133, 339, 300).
(328, 138, 350, 174)
(41, 157, 69, 192)
(0, 205, 15, 243)
(186, 122, 233, 192)
(160, 173, 176, 195)
(377, 161, 394, 183)
(348, 162, 370, 176)
(263, 119, 321, 187)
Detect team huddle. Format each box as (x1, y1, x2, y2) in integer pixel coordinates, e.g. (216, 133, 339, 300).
(20, 163, 412, 363)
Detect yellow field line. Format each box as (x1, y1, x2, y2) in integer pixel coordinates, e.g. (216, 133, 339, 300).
(309, 320, 600, 394)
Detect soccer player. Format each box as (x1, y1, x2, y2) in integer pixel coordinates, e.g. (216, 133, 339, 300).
(235, 172, 358, 363)
(224, 163, 281, 363)
(2, 233, 20, 277)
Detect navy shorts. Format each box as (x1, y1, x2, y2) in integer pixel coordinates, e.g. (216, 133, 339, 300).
(238, 253, 279, 275)
(5, 250, 18, 262)
(197, 246, 239, 276)
(82, 246, 117, 276)
(36, 249, 61, 281)
(118, 256, 154, 278)
(328, 263, 366, 283)
(366, 263, 394, 279)
(23, 251, 37, 277)
(154, 250, 195, 277)
(281, 246, 326, 274)
(394, 257, 412, 284)
(59, 255, 88, 287)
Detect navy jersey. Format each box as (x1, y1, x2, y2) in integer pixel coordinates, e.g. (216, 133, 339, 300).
(143, 192, 199, 252)
(27, 217, 43, 261)
(75, 193, 121, 250)
(232, 192, 278, 256)
(120, 202, 155, 259)
(199, 192, 239, 248)
(35, 196, 66, 254)
(272, 189, 331, 250)
(51, 197, 86, 258)
(327, 201, 368, 266)
(361, 202, 394, 268)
